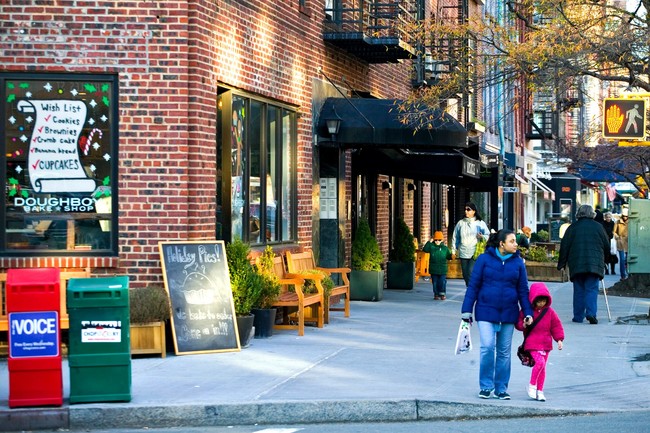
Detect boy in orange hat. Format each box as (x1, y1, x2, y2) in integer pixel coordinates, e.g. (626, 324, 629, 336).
(422, 231, 452, 300)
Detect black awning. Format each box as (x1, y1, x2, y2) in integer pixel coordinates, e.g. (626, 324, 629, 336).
(317, 97, 468, 150)
(352, 147, 497, 191)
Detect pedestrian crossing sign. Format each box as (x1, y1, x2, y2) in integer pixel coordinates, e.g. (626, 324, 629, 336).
(603, 98, 646, 140)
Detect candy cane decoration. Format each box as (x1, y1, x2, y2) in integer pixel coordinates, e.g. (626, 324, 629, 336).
(82, 128, 103, 156)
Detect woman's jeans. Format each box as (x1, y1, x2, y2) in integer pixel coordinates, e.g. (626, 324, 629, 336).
(618, 250, 628, 278)
(460, 258, 476, 286)
(477, 321, 514, 394)
(571, 273, 599, 321)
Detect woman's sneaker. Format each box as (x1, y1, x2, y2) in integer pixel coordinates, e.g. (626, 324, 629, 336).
(536, 391, 546, 401)
(478, 389, 492, 399)
(527, 384, 537, 399)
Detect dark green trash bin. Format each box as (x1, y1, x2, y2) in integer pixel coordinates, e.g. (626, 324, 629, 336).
(67, 276, 131, 404)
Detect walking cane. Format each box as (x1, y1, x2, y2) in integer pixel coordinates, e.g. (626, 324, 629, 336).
(601, 279, 612, 322)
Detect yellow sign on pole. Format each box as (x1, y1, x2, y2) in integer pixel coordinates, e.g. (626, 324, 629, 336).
(618, 140, 650, 146)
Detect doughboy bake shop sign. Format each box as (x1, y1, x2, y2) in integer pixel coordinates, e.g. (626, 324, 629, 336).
(4, 76, 115, 215)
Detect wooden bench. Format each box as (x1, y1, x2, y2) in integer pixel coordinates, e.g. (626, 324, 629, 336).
(285, 250, 350, 324)
(0, 268, 91, 332)
(269, 255, 324, 336)
(415, 250, 430, 282)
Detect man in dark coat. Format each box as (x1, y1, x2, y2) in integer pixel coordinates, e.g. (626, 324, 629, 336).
(557, 204, 610, 324)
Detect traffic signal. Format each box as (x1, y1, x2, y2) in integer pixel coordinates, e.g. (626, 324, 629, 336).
(603, 98, 646, 140)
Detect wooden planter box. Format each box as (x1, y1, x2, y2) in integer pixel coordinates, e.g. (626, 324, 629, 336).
(130, 321, 166, 358)
(447, 259, 463, 279)
(525, 261, 568, 282)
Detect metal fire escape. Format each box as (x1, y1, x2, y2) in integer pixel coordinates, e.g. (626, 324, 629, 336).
(411, 0, 473, 125)
(323, 0, 419, 63)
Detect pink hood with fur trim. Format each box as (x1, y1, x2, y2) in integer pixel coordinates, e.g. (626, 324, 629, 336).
(516, 282, 565, 351)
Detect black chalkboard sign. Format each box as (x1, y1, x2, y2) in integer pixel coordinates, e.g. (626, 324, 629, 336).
(159, 241, 239, 355)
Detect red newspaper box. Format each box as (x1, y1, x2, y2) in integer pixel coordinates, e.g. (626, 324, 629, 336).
(7, 268, 62, 408)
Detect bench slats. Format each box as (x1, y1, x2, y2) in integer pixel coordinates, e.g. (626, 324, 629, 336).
(0, 268, 91, 332)
(268, 259, 324, 336)
(286, 251, 350, 323)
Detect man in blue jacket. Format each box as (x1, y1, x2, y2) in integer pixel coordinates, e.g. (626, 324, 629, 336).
(557, 204, 610, 324)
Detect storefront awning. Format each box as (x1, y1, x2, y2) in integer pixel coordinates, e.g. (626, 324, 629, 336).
(529, 176, 555, 200)
(317, 97, 468, 150)
(576, 163, 630, 182)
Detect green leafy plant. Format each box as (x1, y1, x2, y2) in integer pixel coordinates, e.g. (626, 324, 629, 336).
(295, 269, 335, 300)
(226, 238, 263, 316)
(522, 245, 553, 263)
(536, 230, 550, 242)
(351, 218, 384, 271)
(129, 285, 171, 324)
(253, 246, 281, 309)
(389, 218, 416, 263)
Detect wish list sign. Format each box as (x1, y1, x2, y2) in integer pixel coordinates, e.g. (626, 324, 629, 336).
(9, 311, 59, 358)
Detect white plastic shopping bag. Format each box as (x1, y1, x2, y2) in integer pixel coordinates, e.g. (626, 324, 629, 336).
(454, 320, 473, 355)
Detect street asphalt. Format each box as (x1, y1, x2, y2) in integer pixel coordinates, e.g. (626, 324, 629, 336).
(1, 273, 649, 432)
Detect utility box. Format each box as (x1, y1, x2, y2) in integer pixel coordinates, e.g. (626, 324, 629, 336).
(627, 199, 650, 274)
(67, 276, 131, 404)
(7, 268, 62, 408)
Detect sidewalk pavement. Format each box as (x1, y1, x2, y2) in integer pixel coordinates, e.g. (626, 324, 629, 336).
(1, 273, 649, 431)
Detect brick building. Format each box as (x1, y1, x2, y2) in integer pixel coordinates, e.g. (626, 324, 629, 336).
(0, 0, 498, 287)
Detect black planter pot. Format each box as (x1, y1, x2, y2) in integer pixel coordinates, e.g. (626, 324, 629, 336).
(350, 270, 384, 301)
(236, 314, 255, 348)
(251, 308, 276, 338)
(386, 262, 415, 290)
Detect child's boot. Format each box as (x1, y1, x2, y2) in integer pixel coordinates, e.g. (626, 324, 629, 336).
(527, 384, 537, 399)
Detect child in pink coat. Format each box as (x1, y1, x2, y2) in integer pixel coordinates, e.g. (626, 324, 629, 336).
(516, 282, 565, 401)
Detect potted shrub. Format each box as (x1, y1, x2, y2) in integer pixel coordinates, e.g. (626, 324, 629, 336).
(129, 285, 171, 358)
(350, 218, 384, 301)
(251, 246, 281, 338)
(226, 238, 263, 347)
(521, 245, 567, 282)
(387, 218, 416, 290)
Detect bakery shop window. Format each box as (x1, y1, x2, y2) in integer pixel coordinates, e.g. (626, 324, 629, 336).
(217, 89, 297, 245)
(1, 73, 118, 256)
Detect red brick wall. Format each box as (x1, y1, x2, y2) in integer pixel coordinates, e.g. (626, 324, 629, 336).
(0, 1, 415, 285)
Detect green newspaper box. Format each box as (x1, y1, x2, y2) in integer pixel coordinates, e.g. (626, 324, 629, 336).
(67, 276, 131, 403)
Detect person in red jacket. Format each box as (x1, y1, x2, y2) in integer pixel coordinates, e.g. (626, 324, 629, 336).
(516, 282, 565, 402)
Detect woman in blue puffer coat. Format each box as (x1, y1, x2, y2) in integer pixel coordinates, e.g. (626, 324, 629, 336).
(461, 229, 534, 400)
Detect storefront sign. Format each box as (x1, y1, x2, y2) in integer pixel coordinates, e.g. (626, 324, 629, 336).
(462, 156, 480, 179)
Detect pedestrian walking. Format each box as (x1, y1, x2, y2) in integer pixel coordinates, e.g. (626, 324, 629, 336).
(516, 226, 532, 248)
(613, 206, 629, 280)
(557, 204, 610, 324)
(450, 202, 490, 286)
(461, 229, 534, 400)
(515, 282, 565, 402)
(422, 231, 452, 300)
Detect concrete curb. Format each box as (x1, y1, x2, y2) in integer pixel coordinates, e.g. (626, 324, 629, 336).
(0, 400, 605, 431)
